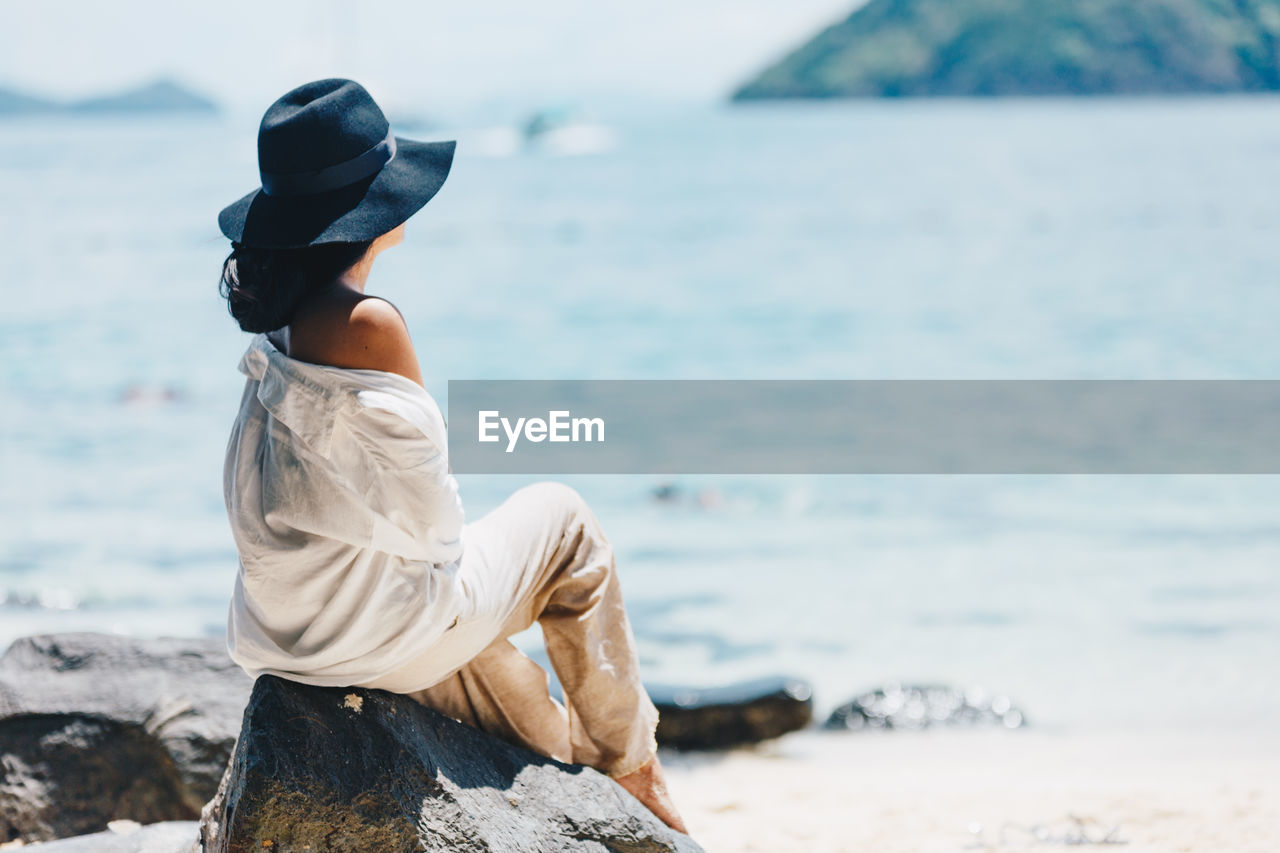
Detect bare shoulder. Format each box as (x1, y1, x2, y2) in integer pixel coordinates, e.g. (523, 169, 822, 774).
(346, 295, 410, 341)
(340, 297, 424, 386)
(289, 292, 424, 387)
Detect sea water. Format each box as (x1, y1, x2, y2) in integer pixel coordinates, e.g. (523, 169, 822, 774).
(2, 97, 1278, 733)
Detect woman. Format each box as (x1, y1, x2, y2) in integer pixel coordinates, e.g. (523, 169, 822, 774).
(216, 78, 685, 833)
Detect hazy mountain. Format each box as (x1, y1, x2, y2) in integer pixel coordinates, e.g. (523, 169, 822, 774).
(70, 79, 218, 113)
(0, 78, 218, 116)
(732, 0, 1280, 99)
(0, 88, 58, 115)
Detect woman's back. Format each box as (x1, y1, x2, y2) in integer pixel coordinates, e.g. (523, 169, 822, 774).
(224, 322, 465, 687)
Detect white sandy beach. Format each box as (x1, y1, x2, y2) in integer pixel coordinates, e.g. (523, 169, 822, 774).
(661, 727, 1279, 853)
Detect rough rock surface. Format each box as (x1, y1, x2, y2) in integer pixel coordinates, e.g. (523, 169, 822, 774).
(200, 675, 702, 853)
(825, 683, 1027, 731)
(649, 676, 814, 750)
(0, 634, 251, 844)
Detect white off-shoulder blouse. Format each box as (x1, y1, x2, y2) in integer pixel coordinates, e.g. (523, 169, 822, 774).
(222, 332, 467, 687)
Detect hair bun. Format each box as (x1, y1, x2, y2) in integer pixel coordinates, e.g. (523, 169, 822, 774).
(219, 240, 374, 333)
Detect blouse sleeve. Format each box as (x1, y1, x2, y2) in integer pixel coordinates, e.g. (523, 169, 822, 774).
(345, 386, 465, 565)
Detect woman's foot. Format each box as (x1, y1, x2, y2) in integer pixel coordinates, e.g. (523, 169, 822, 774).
(614, 753, 689, 835)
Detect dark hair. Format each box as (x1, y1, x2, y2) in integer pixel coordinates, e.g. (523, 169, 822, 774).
(218, 240, 375, 333)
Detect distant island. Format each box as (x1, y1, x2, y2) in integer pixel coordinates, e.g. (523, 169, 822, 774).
(732, 0, 1280, 99)
(0, 78, 218, 116)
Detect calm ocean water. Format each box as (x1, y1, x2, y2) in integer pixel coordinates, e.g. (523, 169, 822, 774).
(2, 98, 1278, 733)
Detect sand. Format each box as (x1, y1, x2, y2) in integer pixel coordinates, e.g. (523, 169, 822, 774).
(660, 727, 1279, 853)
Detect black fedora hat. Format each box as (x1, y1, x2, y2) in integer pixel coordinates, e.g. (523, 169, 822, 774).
(218, 78, 455, 249)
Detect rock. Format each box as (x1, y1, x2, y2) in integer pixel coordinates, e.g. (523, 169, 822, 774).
(648, 676, 813, 750)
(0, 634, 252, 844)
(199, 675, 701, 853)
(825, 683, 1027, 731)
(509, 647, 812, 751)
(732, 0, 1280, 99)
(0, 633, 722, 847)
(10, 821, 198, 852)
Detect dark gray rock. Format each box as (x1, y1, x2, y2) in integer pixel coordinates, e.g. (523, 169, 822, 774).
(825, 683, 1027, 731)
(14, 821, 198, 852)
(0, 634, 252, 844)
(200, 675, 701, 853)
(649, 676, 813, 750)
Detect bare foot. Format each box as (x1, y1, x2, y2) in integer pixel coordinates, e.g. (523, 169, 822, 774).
(613, 753, 689, 835)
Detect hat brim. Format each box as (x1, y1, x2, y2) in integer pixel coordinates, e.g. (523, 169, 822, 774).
(217, 137, 456, 249)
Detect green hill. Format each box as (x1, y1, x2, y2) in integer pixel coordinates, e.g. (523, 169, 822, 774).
(732, 0, 1280, 99)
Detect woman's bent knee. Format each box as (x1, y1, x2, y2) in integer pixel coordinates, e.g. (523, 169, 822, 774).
(518, 481, 590, 522)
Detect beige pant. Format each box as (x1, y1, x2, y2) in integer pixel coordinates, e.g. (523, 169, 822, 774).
(367, 482, 659, 779)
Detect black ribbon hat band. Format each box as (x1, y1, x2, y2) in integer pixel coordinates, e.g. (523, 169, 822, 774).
(259, 128, 397, 197)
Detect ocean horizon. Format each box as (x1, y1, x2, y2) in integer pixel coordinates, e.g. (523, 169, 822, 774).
(3, 96, 1279, 735)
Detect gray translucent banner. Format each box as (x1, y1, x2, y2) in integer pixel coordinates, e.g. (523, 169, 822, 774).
(446, 381, 1280, 474)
